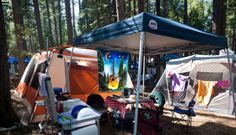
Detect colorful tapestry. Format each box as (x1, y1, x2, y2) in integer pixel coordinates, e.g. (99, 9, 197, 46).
(97, 49, 130, 92)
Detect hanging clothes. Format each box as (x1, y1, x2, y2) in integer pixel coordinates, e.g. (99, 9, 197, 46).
(196, 80, 217, 107)
(29, 60, 48, 89)
(171, 73, 190, 92)
(38, 73, 49, 97)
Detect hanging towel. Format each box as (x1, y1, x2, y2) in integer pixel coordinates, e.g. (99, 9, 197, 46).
(171, 73, 190, 92)
(38, 73, 50, 97)
(217, 80, 230, 89)
(196, 80, 217, 107)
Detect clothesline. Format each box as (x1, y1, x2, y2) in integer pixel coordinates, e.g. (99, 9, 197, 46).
(168, 73, 230, 107)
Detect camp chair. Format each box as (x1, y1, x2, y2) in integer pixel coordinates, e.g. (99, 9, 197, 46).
(37, 73, 58, 133)
(171, 99, 196, 127)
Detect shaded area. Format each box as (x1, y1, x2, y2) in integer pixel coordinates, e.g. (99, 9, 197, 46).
(1, 91, 235, 135)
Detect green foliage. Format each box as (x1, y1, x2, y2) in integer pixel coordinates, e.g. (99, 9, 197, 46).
(2, 0, 236, 55)
(169, 0, 184, 22)
(77, 0, 111, 35)
(97, 50, 104, 73)
(226, 0, 236, 48)
(118, 58, 124, 77)
(188, 0, 212, 31)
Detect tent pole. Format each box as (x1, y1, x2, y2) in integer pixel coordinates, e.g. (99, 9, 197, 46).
(226, 49, 236, 119)
(46, 37, 48, 61)
(133, 32, 144, 135)
(65, 46, 74, 93)
(143, 56, 145, 92)
(166, 72, 171, 105)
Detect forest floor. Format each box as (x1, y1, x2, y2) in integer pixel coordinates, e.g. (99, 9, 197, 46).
(0, 90, 236, 135)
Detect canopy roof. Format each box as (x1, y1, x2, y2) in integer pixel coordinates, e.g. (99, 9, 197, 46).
(74, 12, 227, 55)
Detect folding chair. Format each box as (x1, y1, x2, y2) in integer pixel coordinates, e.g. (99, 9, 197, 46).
(37, 73, 57, 133)
(171, 99, 196, 127)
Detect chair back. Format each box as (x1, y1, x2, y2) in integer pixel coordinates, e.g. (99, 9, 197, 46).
(188, 99, 196, 108)
(38, 73, 57, 123)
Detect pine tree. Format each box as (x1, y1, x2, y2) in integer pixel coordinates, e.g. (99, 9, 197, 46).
(12, 0, 27, 77)
(33, 0, 44, 49)
(65, 0, 73, 42)
(0, 0, 19, 127)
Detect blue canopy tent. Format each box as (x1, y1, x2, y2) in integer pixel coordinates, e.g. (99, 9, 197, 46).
(74, 12, 231, 134)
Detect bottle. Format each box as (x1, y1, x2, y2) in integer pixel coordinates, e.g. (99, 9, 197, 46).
(56, 101, 64, 113)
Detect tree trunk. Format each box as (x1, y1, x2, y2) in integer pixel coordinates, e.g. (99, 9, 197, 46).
(133, 0, 136, 15)
(64, 0, 73, 43)
(128, 0, 131, 17)
(95, 1, 101, 27)
(51, 0, 59, 46)
(233, 23, 236, 52)
(184, 0, 188, 24)
(155, 0, 160, 16)
(115, 0, 125, 21)
(46, 0, 54, 47)
(33, 0, 44, 50)
(212, 0, 226, 36)
(58, 0, 62, 45)
(138, 0, 144, 13)
(163, 0, 168, 17)
(72, 0, 76, 37)
(12, 0, 27, 78)
(24, 0, 33, 52)
(183, 0, 188, 56)
(146, 0, 149, 12)
(155, 55, 161, 81)
(0, 0, 19, 127)
(78, 0, 81, 10)
(108, 0, 112, 23)
(111, 0, 117, 22)
(233, 7, 236, 52)
(212, 0, 226, 54)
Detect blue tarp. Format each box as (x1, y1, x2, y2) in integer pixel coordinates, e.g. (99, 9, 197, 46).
(8, 57, 31, 64)
(74, 12, 227, 54)
(160, 54, 180, 61)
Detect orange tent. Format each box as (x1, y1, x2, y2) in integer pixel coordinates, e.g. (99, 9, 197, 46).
(16, 46, 122, 123)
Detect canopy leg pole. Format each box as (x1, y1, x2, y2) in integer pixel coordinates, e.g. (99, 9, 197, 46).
(133, 32, 144, 135)
(142, 56, 145, 92)
(226, 49, 236, 119)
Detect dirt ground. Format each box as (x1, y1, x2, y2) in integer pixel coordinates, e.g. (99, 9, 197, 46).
(1, 91, 236, 135)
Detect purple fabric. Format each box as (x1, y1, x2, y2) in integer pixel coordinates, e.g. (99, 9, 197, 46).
(171, 73, 190, 92)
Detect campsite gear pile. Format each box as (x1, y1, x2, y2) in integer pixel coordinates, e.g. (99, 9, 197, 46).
(105, 95, 156, 118)
(15, 49, 104, 134)
(38, 72, 101, 134)
(57, 99, 101, 135)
